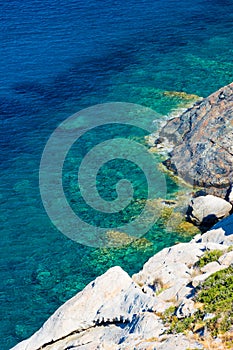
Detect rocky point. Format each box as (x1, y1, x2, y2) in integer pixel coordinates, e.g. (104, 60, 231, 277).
(156, 82, 233, 199)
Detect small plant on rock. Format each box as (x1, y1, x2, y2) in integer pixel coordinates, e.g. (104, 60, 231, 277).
(196, 249, 223, 268)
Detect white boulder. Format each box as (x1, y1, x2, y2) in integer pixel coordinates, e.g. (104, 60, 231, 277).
(188, 195, 232, 226)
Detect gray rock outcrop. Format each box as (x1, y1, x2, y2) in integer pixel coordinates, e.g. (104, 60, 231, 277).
(156, 82, 233, 198)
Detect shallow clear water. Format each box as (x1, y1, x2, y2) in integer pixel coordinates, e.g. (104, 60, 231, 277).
(1, 0, 233, 348)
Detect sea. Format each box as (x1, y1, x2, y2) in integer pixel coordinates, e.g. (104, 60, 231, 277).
(1, 0, 233, 348)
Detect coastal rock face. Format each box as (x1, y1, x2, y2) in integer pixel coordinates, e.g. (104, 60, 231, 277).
(132, 242, 206, 302)
(157, 82, 233, 198)
(12, 215, 233, 350)
(11, 266, 156, 350)
(188, 195, 232, 226)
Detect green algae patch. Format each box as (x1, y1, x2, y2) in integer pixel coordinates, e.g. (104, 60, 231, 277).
(107, 85, 201, 116)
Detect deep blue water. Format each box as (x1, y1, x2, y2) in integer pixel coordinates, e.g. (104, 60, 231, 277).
(1, 0, 233, 348)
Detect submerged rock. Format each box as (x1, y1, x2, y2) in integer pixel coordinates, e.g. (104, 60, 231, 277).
(156, 82, 233, 198)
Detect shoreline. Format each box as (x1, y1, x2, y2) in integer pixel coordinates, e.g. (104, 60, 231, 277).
(12, 83, 233, 350)
(12, 214, 233, 350)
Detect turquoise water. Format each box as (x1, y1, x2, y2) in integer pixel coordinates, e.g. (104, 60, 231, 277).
(1, 0, 233, 348)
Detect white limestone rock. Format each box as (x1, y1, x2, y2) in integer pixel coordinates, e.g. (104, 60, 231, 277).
(157, 278, 193, 303)
(176, 298, 196, 319)
(155, 334, 203, 350)
(37, 312, 167, 350)
(218, 250, 233, 266)
(133, 242, 205, 300)
(192, 262, 228, 288)
(205, 242, 229, 251)
(188, 195, 232, 226)
(199, 214, 233, 245)
(11, 266, 155, 350)
(118, 312, 167, 347)
(41, 324, 121, 350)
(192, 272, 214, 288)
(191, 233, 202, 243)
(200, 261, 223, 274)
(154, 300, 174, 314)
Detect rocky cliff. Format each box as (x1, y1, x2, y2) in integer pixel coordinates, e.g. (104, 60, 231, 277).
(157, 82, 233, 198)
(12, 215, 233, 350)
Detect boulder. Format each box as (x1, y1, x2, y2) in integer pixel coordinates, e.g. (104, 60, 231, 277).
(187, 195, 232, 227)
(157, 82, 233, 198)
